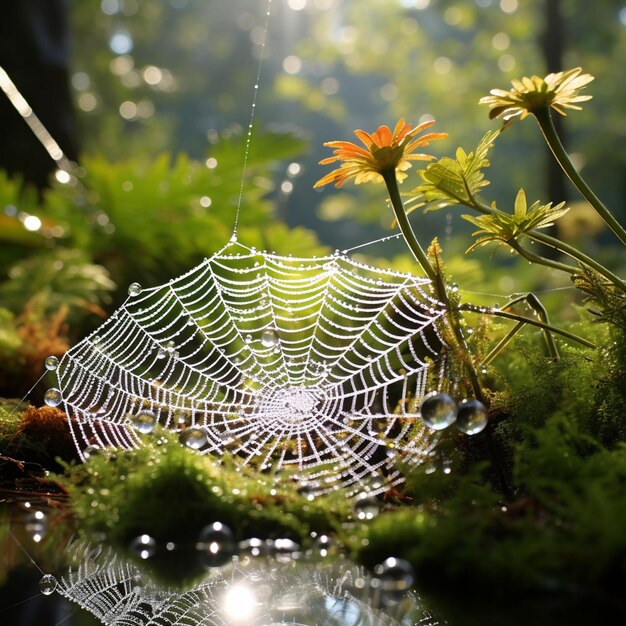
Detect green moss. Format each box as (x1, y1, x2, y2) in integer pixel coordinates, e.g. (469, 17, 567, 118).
(57, 430, 349, 547)
(0, 402, 21, 446)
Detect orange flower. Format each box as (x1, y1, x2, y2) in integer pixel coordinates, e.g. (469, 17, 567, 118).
(314, 118, 447, 188)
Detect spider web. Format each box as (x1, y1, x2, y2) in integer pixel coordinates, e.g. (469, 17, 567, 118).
(54, 540, 444, 625)
(52, 241, 447, 494)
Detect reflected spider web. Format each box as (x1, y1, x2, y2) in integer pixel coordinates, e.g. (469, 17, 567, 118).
(54, 540, 445, 625)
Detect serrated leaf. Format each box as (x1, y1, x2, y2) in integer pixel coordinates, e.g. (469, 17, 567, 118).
(405, 129, 500, 215)
(461, 195, 571, 256)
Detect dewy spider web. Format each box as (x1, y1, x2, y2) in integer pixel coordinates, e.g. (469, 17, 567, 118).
(34, 0, 451, 495)
(52, 241, 447, 494)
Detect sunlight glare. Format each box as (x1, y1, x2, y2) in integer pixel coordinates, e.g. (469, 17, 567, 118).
(223, 584, 257, 621)
(23, 215, 42, 231)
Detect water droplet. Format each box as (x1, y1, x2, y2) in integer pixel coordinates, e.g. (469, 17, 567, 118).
(129, 534, 157, 560)
(176, 412, 190, 426)
(128, 282, 141, 296)
(166, 340, 176, 353)
(354, 494, 379, 520)
(44, 356, 59, 371)
(25, 510, 47, 538)
(83, 445, 101, 460)
(244, 334, 252, 344)
(374, 557, 415, 605)
(39, 574, 57, 595)
(271, 537, 301, 562)
(314, 534, 333, 558)
(132, 410, 157, 434)
(297, 481, 317, 501)
(44, 388, 62, 407)
(238, 537, 266, 558)
(261, 328, 279, 348)
(197, 522, 236, 567)
(179, 427, 207, 449)
(455, 399, 488, 435)
(156, 347, 167, 359)
(420, 392, 457, 430)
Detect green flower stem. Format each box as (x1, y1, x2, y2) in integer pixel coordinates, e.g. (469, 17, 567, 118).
(472, 199, 626, 291)
(526, 230, 626, 291)
(382, 170, 484, 403)
(383, 170, 438, 284)
(524, 293, 560, 361)
(463, 305, 596, 349)
(481, 321, 524, 367)
(511, 241, 577, 275)
(533, 106, 626, 247)
(478, 293, 560, 363)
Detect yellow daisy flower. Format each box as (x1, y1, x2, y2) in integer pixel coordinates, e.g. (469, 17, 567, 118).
(479, 67, 594, 121)
(314, 118, 447, 188)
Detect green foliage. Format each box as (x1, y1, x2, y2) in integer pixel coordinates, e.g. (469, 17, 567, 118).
(575, 264, 626, 328)
(406, 130, 499, 214)
(0, 130, 326, 373)
(462, 189, 569, 252)
(41, 131, 319, 291)
(0, 308, 21, 362)
(0, 249, 115, 325)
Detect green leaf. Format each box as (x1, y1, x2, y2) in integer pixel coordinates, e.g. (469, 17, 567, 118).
(405, 129, 500, 215)
(461, 195, 570, 255)
(514, 188, 527, 221)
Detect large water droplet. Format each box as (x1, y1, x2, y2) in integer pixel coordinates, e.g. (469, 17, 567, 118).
(420, 392, 457, 430)
(374, 557, 415, 605)
(132, 410, 156, 434)
(128, 282, 141, 296)
(179, 427, 207, 449)
(44, 356, 59, 371)
(455, 399, 488, 435)
(39, 574, 57, 595)
(197, 522, 235, 568)
(261, 328, 279, 348)
(354, 493, 379, 521)
(44, 388, 62, 407)
(129, 534, 157, 560)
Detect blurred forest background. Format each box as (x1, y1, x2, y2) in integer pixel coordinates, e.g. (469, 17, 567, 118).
(0, 0, 625, 395)
(71, 0, 626, 242)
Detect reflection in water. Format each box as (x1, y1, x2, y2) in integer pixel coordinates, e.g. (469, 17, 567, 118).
(45, 539, 443, 625)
